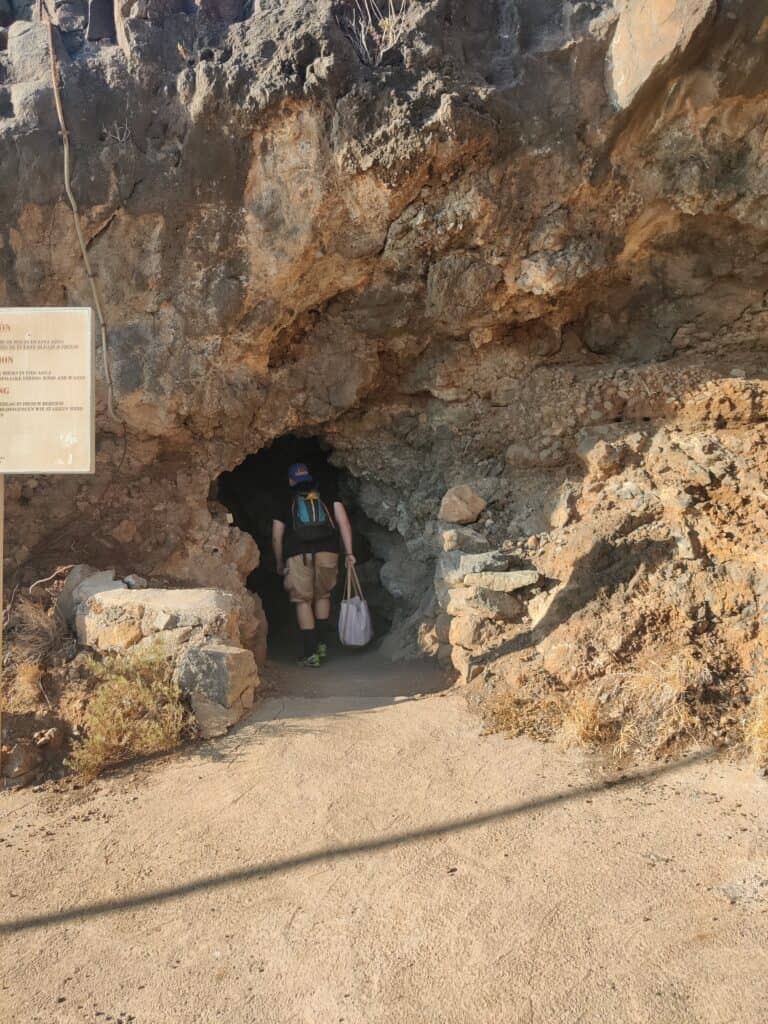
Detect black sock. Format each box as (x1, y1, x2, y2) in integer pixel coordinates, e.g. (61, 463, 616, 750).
(316, 618, 331, 640)
(301, 628, 318, 658)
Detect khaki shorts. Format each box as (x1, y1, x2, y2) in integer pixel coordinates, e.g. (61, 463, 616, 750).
(284, 552, 339, 605)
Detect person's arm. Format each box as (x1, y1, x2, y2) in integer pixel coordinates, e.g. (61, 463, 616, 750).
(272, 519, 286, 574)
(334, 502, 356, 568)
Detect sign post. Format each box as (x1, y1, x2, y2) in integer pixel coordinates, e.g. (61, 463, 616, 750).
(0, 307, 94, 784)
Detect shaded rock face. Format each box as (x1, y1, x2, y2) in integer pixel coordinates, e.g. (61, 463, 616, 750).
(1, 2, 767, 729)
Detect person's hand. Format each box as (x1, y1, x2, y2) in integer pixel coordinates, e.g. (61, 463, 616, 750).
(345, 554, 356, 568)
(276, 563, 286, 576)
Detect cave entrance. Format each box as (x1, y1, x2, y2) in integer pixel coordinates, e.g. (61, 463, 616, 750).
(213, 435, 395, 657)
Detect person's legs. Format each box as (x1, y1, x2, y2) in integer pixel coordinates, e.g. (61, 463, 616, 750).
(296, 601, 315, 630)
(313, 553, 339, 659)
(314, 604, 333, 661)
(285, 556, 320, 665)
(296, 601, 317, 659)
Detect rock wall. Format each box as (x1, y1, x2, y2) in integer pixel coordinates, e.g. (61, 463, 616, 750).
(1, 1, 767, 752)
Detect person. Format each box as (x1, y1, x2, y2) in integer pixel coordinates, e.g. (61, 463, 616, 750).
(272, 462, 356, 667)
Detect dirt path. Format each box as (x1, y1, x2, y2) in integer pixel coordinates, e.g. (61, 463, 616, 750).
(2, 651, 768, 1023)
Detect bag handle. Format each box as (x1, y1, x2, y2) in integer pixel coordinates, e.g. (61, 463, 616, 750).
(345, 564, 364, 600)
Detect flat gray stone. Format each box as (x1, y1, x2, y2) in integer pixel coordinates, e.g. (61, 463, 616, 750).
(75, 587, 241, 651)
(436, 549, 508, 586)
(446, 586, 523, 622)
(462, 570, 540, 592)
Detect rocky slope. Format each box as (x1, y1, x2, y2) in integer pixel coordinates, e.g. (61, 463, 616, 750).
(1, 0, 767, 761)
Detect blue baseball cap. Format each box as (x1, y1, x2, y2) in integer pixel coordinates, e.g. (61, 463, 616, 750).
(288, 462, 313, 486)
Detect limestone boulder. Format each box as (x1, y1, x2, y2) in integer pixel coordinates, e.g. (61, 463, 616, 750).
(76, 588, 241, 651)
(608, 0, 716, 109)
(187, 694, 245, 740)
(56, 564, 101, 626)
(59, 569, 129, 632)
(438, 485, 487, 525)
(446, 586, 523, 622)
(175, 642, 260, 739)
(436, 550, 509, 587)
(435, 549, 511, 610)
(448, 614, 487, 650)
(175, 642, 258, 708)
(462, 571, 540, 592)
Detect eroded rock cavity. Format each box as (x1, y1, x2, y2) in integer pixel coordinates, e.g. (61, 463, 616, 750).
(2, 0, 767, 760)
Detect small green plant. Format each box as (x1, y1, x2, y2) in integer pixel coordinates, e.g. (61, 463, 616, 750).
(67, 646, 192, 780)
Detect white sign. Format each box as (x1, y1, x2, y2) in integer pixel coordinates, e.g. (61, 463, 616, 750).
(0, 307, 94, 474)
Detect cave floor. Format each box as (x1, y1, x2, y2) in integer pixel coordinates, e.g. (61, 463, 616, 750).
(2, 652, 768, 1023)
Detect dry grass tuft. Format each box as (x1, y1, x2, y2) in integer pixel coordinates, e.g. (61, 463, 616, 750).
(616, 652, 720, 757)
(11, 597, 65, 666)
(338, 0, 414, 66)
(14, 661, 47, 705)
(745, 690, 768, 772)
(560, 691, 614, 748)
(488, 646, 745, 764)
(487, 687, 565, 743)
(67, 646, 192, 781)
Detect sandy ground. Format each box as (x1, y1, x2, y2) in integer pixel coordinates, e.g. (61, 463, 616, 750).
(2, 650, 768, 1024)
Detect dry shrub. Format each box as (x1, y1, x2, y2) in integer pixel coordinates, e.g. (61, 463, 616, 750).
(14, 661, 46, 704)
(67, 646, 192, 781)
(488, 647, 744, 764)
(487, 688, 565, 742)
(616, 653, 719, 758)
(745, 690, 768, 771)
(560, 691, 615, 748)
(11, 597, 65, 665)
(338, 0, 414, 66)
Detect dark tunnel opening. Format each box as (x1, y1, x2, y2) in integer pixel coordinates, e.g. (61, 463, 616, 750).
(212, 435, 396, 657)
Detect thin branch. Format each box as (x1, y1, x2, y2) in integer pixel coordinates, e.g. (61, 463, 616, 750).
(41, 3, 121, 423)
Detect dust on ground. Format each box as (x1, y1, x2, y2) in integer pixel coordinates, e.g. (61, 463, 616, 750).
(2, 651, 768, 1024)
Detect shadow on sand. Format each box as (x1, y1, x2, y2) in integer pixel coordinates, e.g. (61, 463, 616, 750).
(0, 750, 715, 936)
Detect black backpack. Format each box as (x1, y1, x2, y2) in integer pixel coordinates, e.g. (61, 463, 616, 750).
(291, 489, 337, 542)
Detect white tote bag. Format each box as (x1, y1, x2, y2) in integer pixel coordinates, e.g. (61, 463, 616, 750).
(338, 565, 374, 647)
